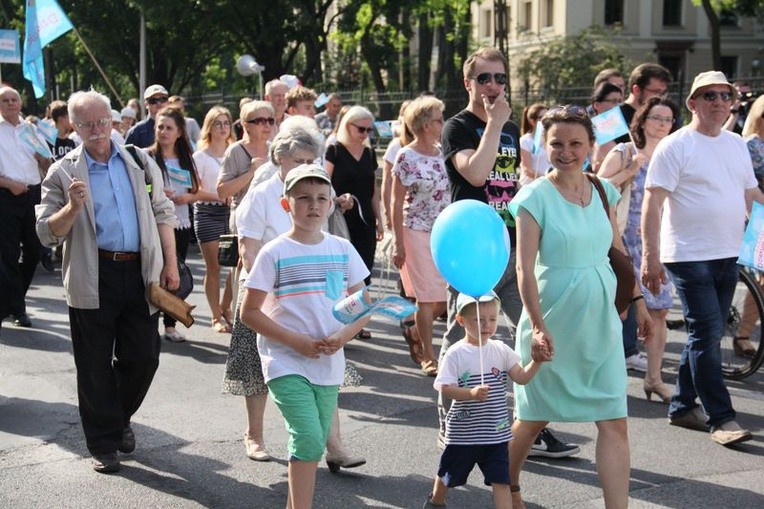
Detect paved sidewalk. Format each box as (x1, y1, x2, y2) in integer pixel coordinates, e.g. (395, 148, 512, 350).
(1, 249, 763, 508)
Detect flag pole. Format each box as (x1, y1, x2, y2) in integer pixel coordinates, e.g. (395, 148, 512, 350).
(71, 28, 123, 107)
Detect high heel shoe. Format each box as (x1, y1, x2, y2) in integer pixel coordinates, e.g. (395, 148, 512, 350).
(325, 452, 366, 473)
(644, 381, 673, 404)
(733, 336, 756, 359)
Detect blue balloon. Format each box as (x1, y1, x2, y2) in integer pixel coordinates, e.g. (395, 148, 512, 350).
(430, 199, 510, 297)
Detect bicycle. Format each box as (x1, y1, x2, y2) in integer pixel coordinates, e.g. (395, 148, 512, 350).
(720, 265, 764, 380)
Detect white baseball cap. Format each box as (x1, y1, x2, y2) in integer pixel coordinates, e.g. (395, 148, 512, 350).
(120, 106, 136, 119)
(144, 84, 169, 99)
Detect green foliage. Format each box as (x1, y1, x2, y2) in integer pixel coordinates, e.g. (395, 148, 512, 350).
(515, 26, 632, 101)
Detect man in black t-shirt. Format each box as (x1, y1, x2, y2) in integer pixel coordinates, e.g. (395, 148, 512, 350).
(437, 47, 580, 466)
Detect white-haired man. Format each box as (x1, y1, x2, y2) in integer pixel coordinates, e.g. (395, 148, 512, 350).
(0, 86, 51, 327)
(36, 90, 179, 472)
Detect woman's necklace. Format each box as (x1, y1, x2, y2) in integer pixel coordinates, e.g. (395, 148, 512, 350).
(550, 173, 587, 206)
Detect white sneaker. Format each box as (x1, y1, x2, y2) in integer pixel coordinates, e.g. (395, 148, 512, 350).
(625, 353, 647, 372)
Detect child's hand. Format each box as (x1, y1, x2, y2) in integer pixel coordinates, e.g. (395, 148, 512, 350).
(531, 326, 554, 362)
(470, 385, 489, 401)
(295, 336, 324, 358)
(321, 334, 346, 356)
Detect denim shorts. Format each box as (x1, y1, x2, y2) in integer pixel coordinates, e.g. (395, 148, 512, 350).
(267, 375, 339, 461)
(437, 442, 510, 487)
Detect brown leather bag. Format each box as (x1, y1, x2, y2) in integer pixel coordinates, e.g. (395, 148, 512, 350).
(148, 282, 195, 327)
(586, 174, 636, 314)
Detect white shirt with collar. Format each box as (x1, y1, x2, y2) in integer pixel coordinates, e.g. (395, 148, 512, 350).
(0, 116, 41, 185)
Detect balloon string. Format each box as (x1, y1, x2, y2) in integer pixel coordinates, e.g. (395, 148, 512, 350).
(477, 305, 484, 386)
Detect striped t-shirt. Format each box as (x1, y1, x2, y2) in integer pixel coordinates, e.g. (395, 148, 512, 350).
(245, 233, 369, 385)
(434, 339, 521, 445)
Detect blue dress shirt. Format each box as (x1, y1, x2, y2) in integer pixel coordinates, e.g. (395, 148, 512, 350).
(84, 144, 141, 252)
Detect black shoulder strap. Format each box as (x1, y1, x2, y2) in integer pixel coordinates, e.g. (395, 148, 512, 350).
(124, 144, 153, 198)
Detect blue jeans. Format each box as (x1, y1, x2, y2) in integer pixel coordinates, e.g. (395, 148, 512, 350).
(664, 258, 738, 427)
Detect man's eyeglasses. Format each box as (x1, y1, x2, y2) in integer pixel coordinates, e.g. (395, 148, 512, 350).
(147, 96, 168, 105)
(699, 91, 733, 102)
(470, 73, 508, 86)
(351, 123, 374, 134)
(642, 87, 668, 97)
(245, 117, 275, 126)
(74, 118, 111, 131)
(212, 120, 231, 129)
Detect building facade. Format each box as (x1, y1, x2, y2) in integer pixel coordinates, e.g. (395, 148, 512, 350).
(473, 0, 763, 88)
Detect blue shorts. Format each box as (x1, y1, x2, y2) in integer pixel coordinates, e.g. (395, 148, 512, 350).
(267, 375, 339, 462)
(437, 442, 510, 487)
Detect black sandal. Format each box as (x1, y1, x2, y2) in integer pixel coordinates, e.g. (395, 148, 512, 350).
(733, 336, 756, 359)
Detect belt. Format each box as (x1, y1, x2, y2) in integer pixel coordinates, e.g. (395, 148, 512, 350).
(98, 249, 140, 262)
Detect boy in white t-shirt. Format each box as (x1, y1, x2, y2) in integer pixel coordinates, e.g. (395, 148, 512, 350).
(240, 164, 370, 509)
(426, 292, 543, 509)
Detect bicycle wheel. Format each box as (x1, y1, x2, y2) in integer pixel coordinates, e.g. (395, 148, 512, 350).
(721, 266, 764, 380)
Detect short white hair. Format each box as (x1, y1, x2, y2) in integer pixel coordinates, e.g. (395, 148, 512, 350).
(0, 86, 20, 100)
(68, 90, 111, 123)
(270, 116, 324, 165)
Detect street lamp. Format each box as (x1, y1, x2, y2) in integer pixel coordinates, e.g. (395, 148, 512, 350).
(236, 54, 265, 99)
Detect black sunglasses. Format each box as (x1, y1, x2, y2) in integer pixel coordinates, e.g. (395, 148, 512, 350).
(245, 117, 276, 126)
(471, 73, 508, 85)
(147, 96, 168, 105)
(351, 123, 374, 134)
(699, 91, 733, 102)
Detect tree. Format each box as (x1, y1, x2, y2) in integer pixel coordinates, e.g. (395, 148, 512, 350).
(515, 26, 631, 103)
(694, 0, 764, 71)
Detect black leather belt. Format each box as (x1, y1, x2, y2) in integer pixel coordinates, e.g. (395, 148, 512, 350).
(98, 249, 140, 262)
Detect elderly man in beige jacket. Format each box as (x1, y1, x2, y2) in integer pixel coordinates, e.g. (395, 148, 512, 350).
(36, 90, 178, 474)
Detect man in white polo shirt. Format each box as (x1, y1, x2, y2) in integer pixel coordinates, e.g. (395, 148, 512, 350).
(0, 86, 50, 327)
(642, 71, 763, 446)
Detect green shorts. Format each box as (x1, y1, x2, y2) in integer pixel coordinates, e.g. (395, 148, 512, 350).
(267, 375, 339, 461)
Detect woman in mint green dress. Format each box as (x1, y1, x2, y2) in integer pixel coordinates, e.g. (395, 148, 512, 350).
(507, 106, 652, 509)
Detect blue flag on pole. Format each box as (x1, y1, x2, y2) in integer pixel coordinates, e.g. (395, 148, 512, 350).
(22, 0, 74, 98)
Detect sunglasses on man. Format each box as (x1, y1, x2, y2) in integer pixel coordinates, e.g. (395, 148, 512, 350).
(698, 91, 733, 102)
(470, 73, 508, 85)
(147, 96, 168, 105)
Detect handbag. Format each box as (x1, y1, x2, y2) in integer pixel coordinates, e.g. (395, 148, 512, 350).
(148, 283, 195, 327)
(177, 261, 193, 300)
(587, 174, 636, 315)
(218, 234, 239, 267)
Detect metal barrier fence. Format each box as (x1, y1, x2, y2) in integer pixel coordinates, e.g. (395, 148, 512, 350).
(185, 76, 764, 124)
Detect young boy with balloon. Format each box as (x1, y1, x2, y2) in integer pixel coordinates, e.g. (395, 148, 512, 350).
(425, 291, 545, 509)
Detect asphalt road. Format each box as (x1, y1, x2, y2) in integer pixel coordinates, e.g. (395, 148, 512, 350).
(1, 246, 763, 508)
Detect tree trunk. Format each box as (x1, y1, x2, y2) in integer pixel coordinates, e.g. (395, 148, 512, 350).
(417, 13, 433, 93)
(701, 0, 721, 71)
